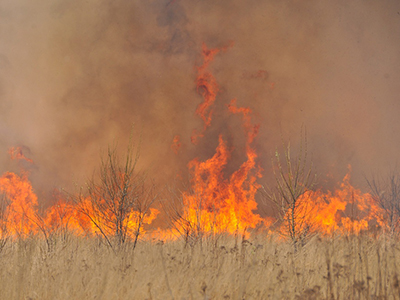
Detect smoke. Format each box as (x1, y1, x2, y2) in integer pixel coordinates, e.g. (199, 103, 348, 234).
(0, 0, 400, 201)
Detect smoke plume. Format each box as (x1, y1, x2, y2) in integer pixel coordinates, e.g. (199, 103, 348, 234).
(1, 0, 400, 202)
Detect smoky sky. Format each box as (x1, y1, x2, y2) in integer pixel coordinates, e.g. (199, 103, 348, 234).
(1, 0, 400, 200)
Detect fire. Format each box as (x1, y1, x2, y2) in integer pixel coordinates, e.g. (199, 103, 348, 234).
(8, 147, 33, 164)
(191, 42, 233, 144)
(171, 135, 181, 154)
(0, 44, 393, 242)
(174, 45, 263, 239)
(76, 197, 159, 239)
(0, 172, 38, 236)
(180, 134, 262, 236)
(42, 199, 85, 235)
(0, 166, 388, 240)
(283, 170, 385, 236)
(0, 150, 159, 240)
(0, 170, 91, 237)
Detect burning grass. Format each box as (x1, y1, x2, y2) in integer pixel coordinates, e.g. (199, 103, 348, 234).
(0, 42, 391, 246)
(0, 233, 399, 299)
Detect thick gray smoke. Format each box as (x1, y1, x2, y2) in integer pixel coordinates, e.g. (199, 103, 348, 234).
(1, 0, 400, 202)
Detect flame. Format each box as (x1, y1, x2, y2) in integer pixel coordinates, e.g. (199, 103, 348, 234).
(8, 147, 33, 164)
(191, 42, 233, 144)
(175, 45, 263, 238)
(41, 199, 87, 235)
(0, 44, 393, 242)
(76, 197, 159, 239)
(0, 172, 38, 236)
(0, 169, 159, 239)
(281, 170, 385, 236)
(171, 135, 181, 154)
(180, 133, 262, 237)
(0, 167, 388, 240)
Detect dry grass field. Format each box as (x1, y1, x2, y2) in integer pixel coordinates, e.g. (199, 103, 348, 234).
(1, 1, 400, 300)
(0, 234, 399, 300)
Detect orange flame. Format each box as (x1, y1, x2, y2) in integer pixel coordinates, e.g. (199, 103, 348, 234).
(0, 172, 38, 236)
(8, 147, 33, 164)
(0, 167, 389, 240)
(0, 169, 159, 239)
(171, 135, 181, 154)
(177, 45, 263, 237)
(0, 44, 393, 242)
(191, 42, 233, 144)
(180, 133, 262, 236)
(281, 170, 385, 236)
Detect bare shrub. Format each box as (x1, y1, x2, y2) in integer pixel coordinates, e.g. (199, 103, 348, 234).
(263, 138, 316, 247)
(367, 171, 400, 234)
(75, 139, 158, 251)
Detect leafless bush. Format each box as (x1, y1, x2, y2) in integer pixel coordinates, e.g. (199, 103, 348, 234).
(367, 171, 400, 234)
(263, 138, 316, 248)
(75, 139, 158, 251)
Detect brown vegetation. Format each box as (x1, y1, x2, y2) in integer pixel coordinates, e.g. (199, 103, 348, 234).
(0, 234, 399, 300)
(263, 138, 317, 247)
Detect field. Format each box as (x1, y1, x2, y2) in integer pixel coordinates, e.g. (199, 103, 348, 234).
(0, 234, 399, 300)
(1, 2, 400, 300)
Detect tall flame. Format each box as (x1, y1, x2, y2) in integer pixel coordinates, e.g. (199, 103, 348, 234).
(191, 42, 233, 144)
(176, 45, 263, 238)
(0, 172, 38, 236)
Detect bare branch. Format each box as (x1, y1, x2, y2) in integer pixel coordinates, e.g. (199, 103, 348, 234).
(262, 134, 316, 248)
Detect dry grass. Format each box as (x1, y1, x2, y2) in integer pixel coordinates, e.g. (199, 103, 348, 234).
(0, 233, 399, 300)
